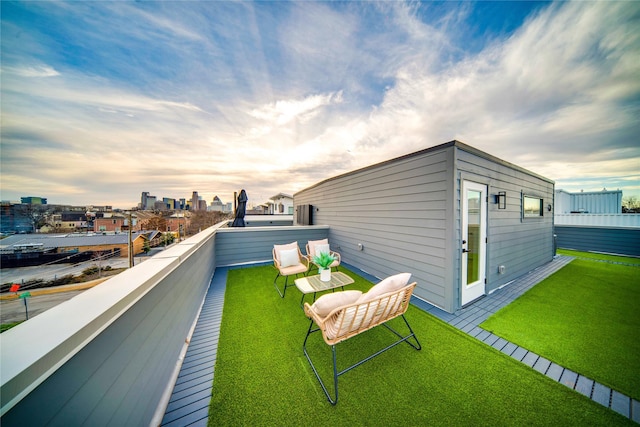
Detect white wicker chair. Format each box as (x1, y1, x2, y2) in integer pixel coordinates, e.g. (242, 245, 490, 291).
(273, 241, 309, 298)
(306, 239, 341, 272)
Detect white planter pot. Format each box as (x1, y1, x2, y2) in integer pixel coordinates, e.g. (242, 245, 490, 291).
(320, 268, 331, 282)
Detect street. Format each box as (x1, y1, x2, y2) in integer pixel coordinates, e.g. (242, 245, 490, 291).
(0, 248, 168, 325)
(1, 290, 85, 324)
(0, 247, 169, 286)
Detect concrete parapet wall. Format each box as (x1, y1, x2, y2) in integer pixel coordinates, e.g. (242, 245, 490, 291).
(0, 223, 221, 425)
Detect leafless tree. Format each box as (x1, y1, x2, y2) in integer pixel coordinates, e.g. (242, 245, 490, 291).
(92, 250, 105, 277)
(622, 196, 640, 213)
(15, 203, 50, 232)
(186, 211, 232, 235)
(143, 216, 167, 231)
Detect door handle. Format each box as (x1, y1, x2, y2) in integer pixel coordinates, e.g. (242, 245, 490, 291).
(462, 248, 469, 253)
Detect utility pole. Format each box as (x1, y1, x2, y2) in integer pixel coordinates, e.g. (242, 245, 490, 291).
(128, 212, 134, 268)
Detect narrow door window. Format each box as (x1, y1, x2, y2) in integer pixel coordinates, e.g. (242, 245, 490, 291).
(461, 181, 487, 306)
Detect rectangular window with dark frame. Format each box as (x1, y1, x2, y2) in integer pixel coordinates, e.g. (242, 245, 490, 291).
(523, 195, 543, 217)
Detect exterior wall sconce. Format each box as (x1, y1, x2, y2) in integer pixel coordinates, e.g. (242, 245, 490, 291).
(495, 191, 506, 209)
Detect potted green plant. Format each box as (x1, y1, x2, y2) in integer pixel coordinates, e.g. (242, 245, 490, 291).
(312, 251, 335, 281)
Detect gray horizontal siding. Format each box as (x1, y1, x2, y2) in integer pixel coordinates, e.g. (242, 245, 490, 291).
(555, 226, 640, 257)
(456, 147, 554, 300)
(296, 148, 451, 310)
(295, 141, 554, 312)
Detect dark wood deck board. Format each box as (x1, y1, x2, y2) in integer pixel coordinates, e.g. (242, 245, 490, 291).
(160, 267, 227, 426)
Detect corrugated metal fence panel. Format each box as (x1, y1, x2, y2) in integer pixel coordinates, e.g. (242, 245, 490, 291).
(555, 226, 640, 257)
(569, 191, 622, 214)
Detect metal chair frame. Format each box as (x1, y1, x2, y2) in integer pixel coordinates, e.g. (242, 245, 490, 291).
(302, 313, 421, 405)
(273, 245, 309, 298)
(273, 271, 306, 298)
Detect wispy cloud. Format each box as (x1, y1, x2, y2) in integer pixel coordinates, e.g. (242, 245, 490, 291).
(1, 1, 638, 208)
(2, 65, 60, 78)
(249, 91, 343, 125)
(337, 1, 640, 177)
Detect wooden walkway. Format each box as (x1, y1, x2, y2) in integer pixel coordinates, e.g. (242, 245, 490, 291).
(160, 267, 228, 426)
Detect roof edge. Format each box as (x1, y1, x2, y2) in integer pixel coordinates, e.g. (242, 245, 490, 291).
(452, 140, 554, 185)
(295, 139, 553, 197)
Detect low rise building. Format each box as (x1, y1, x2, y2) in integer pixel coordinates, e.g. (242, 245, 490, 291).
(269, 193, 293, 215)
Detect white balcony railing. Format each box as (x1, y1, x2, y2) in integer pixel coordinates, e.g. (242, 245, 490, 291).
(554, 213, 640, 228)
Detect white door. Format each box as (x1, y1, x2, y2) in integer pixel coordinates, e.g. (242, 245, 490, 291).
(461, 181, 487, 306)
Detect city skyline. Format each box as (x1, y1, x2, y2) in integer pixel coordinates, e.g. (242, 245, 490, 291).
(1, 1, 639, 208)
(5, 187, 281, 211)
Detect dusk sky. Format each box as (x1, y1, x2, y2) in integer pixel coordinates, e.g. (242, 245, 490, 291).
(1, 1, 638, 209)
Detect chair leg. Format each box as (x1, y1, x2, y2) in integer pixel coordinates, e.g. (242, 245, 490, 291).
(303, 320, 339, 405)
(274, 273, 288, 298)
(382, 314, 422, 351)
(401, 314, 422, 350)
(276, 274, 304, 299)
(303, 314, 421, 405)
(330, 345, 339, 404)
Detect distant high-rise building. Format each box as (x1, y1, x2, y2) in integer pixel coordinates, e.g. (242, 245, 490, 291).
(141, 192, 158, 210)
(191, 191, 199, 211)
(146, 196, 156, 209)
(141, 192, 149, 209)
(163, 197, 176, 210)
(210, 196, 224, 211)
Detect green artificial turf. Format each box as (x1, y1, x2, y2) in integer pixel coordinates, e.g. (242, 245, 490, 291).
(557, 248, 640, 265)
(0, 322, 22, 333)
(208, 265, 633, 426)
(481, 258, 640, 401)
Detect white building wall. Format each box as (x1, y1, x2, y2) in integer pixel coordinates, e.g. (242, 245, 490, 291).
(555, 189, 622, 214)
(555, 190, 573, 214)
(270, 195, 293, 214)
